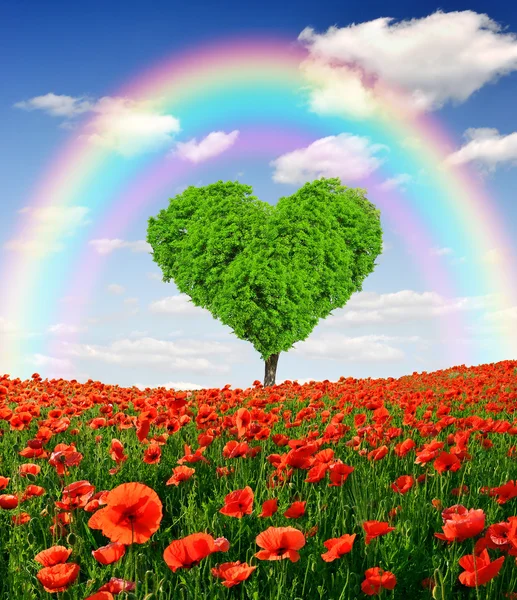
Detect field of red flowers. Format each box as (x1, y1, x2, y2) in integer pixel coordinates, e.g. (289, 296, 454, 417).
(1, 361, 517, 599)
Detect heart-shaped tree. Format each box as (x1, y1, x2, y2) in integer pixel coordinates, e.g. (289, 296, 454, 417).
(147, 177, 382, 386)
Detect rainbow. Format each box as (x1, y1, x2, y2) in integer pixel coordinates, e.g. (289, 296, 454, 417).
(1, 35, 515, 380)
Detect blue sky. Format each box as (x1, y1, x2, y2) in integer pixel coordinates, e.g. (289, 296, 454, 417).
(1, 1, 517, 389)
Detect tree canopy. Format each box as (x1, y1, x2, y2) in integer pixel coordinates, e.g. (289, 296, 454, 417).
(147, 177, 382, 363)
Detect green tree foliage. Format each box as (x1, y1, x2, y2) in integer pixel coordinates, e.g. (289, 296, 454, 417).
(147, 178, 382, 380)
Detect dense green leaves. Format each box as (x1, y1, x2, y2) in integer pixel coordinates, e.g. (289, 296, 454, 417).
(147, 178, 382, 361)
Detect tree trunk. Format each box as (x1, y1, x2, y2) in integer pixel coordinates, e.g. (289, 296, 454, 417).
(264, 352, 280, 387)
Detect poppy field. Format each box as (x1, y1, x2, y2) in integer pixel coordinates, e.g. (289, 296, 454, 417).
(1, 361, 517, 599)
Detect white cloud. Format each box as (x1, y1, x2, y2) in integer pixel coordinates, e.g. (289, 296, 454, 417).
(174, 130, 239, 163)
(14, 93, 93, 117)
(134, 381, 204, 391)
(107, 284, 125, 295)
(84, 96, 181, 157)
(4, 206, 90, 256)
(298, 11, 517, 117)
(430, 247, 454, 256)
(0, 317, 16, 334)
(15, 92, 181, 157)
(446, 128, 517, 170)
(147, 272, 162, 281)
(482, 247, 506, 265)
(89, 239, 151, 255)
(31, 354, 75, 370)
(149, 294, 210, 316)
(58, 336, 232, 373)
(484, 306, 517, 322)
(293, 333, 416, 361)
(377, 174, 412, 191)
(129, 330, 148, 338)
(124, 297, 139, 305)
(48, 323, 86, 335)
(324, 290, 495, 326)
(3, 239, 64, 255)
(270, 134, 387, 185)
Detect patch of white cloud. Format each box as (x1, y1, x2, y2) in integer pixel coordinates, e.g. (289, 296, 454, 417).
(324, 290, 495, 327)
(48, 323, 86, 335)
(89, 239, 151, 255)
(84, 97, 181, 156)
(4, 206, 90, 256)
(147, 272, 162, 281)
(298, 11, 517, 118)
(377, 174, 413, 191)
(149, 294, 210, 316)
(430, 247, 454, 256)
(174, 130, 239, 163)
(0, 317, 16, 334)
(484, 306, 517, 322)
(57, 336, 232, 373)
(446, 128, 517, 170)
(107, 284, 125, 295)
(270, 134, 387, 185)
(15, 93, 181, 157)
(14, 93, 93, 117)
(482, 248, 506, 265)
(293, 333, 417, 361)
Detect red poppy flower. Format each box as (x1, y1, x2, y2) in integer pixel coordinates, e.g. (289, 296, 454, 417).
(136, 418, 151, 442)
(391, 475, 415, 495)
(0, 476, 10, 490)
(489, 480, 517, 505)
(219, 486, 254, 518)
(255, 526, 306, 562)
(394, 438, 416, 457)
(305, 463, 328, 483)
(223, 440, 251, 458)
(92, 542, 126, 565)
(163, 533, 220, 572)
(235, 408, 251, 438)
(284, 501, 306, 519)
(36, 563, 80, 593)
(166, 466, 195, 486)
(109, 439, 127, 464)
(21, 484, 46, 501)
(434, 451, 461, 473)
(177, 444, 209, 465)
(259, 499, 278, 518)
(363, 521, 395, 544)
(85, 593, 115, 600)
(211, 561, 256, 587)
(143, 442, 161, 464)
(321, 533, 356, 562)
(368, 445, 388, 461)
(435, 508, 485, 542)
(98, 578, 136, 594)
(328, 462, 354, 487)
(19, 463, 41, 477)
(458, 549, 505, 587)
(56, 480, 95, 510)
(361, 567, 397, 596)
(12, 512, 31, 525)
(34, 546, 72, 567)
(0, 494, 19, 509)
(49, 443, 83, 476)
(88, 482, 162, 544)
